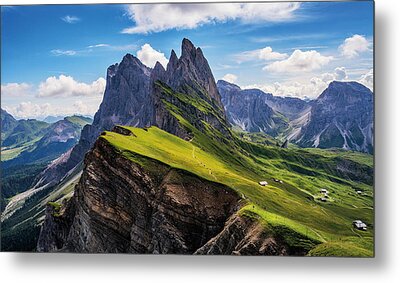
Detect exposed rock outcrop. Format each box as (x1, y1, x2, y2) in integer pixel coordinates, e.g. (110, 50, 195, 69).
(195, 214, 287, 255)
(35, 38, 229, 188)
(150, 39, 230, 140)
(217, 80, 290, 136)
(292, 81, 374, 153)
(38, 132, 316, 255)
(38, 136, 242, 253)
(34, 54, 152, 188)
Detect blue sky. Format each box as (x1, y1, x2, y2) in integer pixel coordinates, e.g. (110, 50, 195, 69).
(1, 1, 374, 119)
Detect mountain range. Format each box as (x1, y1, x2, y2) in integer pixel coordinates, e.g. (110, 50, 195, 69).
(217, 80, 373, 153)
(1, 39, 374, 256)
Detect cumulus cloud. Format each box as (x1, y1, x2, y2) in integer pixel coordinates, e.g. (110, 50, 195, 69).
(136, 43, 168, 68)
(359, 69, 373, 90)
(264, 49, 333, 73)
(37, 75, 106, 98)
(333, 67, 348, 81)
(243, 66, 349, 99)
(122, 3, 301, 34)
(1, 82, 33, 96)
(235, 46, 288, 63)
(222, 74, 238, 84)
(4, 100, 100, 119)
(71, 99, 101, 116)
(4, 102, 52, 119)
(339, 34, 370, 58)
(51, 49, 77, 56)
(61, 15, 80, 24)
(244, 80, 327, 100)
(321, 67, 348, 82)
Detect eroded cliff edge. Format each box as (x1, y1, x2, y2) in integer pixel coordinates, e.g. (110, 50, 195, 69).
(37, 128, 313, 255)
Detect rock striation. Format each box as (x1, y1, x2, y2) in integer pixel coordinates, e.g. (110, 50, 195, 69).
(217, 80, 291, 136)
(37, 130, 313, 255)
(38, 134, 242, 253)
(292, 81, 374, 153)
(34, 54, 152, 188)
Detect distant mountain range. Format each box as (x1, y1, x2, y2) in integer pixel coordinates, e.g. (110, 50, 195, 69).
(290, 81, 373, 153)
(1, 110, 92, 168)
(217, 80, 373, 154)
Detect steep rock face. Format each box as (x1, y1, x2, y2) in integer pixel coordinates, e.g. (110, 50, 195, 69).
(35, 39, 228, 188)
(264, 96, 310, 120)
(38, 136, 242, 253)
(37, 199, 76, 252)
(38, 131, 313, 255)
(35, 55, 152, 187)
(166, 39, 223, 109)
(217, 80, 289, 136)
(150, 39, 230, 139)
(293, 81, 373, 153)
(195, 214, 297, 255)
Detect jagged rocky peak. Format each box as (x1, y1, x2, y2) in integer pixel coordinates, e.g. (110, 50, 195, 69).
(293, 80, 373, 153)
(181, 37, 197, 57)
(217, 80, 242, 92)
(157, 38, 223, 109)
(319, 80, 372, 102)
(167, 49, 179, 72)
(120, 53, 151, 72)
(151, 61, 166, 82)
(34, 52, 154, 188)
(216, 80, 290, 136)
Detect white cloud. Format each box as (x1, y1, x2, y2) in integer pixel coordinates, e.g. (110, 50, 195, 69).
(37, 75, 106, 98)
(71, 100, 101, 116)
(1, 83, 33, 96)
(321, 67, 348, 82)
(51, 49, 77, 56)
(222, 74, 238, 84)
(4, 102, 52, 119)
(61, 15, 80, 24)
(87, 44, 110, 48)
(4, 100, 100, 120)
(235, 46, 288, 63)
(243, 66, 349, 99)
(244, 80, 327, 100)
(136, 43, 168, 68)
(122, 3, 301, 34)
(359, 69, 373, 90)
(264, 49, 333, 73)
(339, 34, 370, 58)
(333, 67, 348, 81)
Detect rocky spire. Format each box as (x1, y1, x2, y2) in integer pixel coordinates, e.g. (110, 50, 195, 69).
(162, 38, 224, 109)
(181, 38, 196, 58)
(166, 49, 179, 74)
(151, 61, 166, 83)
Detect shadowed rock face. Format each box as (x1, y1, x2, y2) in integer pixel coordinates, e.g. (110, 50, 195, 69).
(37, 132, 313, 255)
(38, 136, 242, 253)
(150, 39, 229, 140)
(34, 55, 153, 188)
(293, 81, 374, 153)
(217, 80, 290, 136)
(35, 38, 228, 188)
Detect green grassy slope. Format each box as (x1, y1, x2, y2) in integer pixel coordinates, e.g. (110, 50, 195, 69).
(102, 125, 373, 257)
